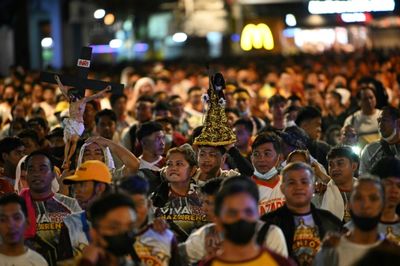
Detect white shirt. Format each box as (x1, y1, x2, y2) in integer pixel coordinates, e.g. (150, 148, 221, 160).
(139, 156, 163, 171)
(344, 109, 381, 137)
(135, 226, 175, 266)
(0, 248, 48, 266)
(180, 222, 288, 263)
(252, 175, 286, 216)
(336, 235, 382, 266)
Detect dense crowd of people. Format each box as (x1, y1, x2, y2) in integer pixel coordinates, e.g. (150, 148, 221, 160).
(1, 49, 400, 266)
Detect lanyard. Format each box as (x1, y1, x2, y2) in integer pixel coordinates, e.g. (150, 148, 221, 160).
(80, 212, 91, 242)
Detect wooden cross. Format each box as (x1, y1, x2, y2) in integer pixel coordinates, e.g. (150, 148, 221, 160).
(40, 46, 124, 95)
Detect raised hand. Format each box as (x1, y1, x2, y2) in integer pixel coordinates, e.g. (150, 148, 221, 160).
(86, 136, 110, 147)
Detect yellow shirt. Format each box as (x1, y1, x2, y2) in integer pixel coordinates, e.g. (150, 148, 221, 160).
(210, 251, 278, 266)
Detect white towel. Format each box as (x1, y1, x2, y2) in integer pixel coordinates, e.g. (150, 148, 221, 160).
(320, 178, 357, 220)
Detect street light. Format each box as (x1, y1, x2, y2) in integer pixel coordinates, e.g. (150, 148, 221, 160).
(94, 9, 105, 19)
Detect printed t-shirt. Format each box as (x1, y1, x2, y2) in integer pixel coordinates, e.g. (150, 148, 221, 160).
(25, 193, 81, 266)
(154, 183, 207, 242)
(252, 175, 285, 215)
(134, 225, 176, 266)
(292, 214, 321, 266)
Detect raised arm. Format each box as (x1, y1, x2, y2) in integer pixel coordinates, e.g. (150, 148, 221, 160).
(86, 136, 140, 175)
(54, 75, 70, 99)
(83, 86, 111, 103)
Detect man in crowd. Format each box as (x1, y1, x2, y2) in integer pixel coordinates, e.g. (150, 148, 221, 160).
(184, 86, 203, 129)
(322, 90, 347, 134)
(18, 129, 40, 155)
(22, 151, 81, 265)
(110, 94, 135, 137)
(121, 95, 154, 154)
(268, 94, 287, 131)
(200, 176, 294, 265)
(156, 117, 187, 153)
(233, 88, 265, 134)
(370, 157, 400, 244)
(78, 193, 138, 266)
(119, 174, 181, 265)
(168, 95, 192, 135)
(262, 162, 342, 265)
(303, 83, 324, 111)
(95, 109, 118, 142)
(0, 137, 25, 193)
(180, 177, 288, 264)
(194, 145, 239, 185)
(360, 106, 400, 174)
(58, 160, 112, 259)
(137, 121, 166, 171)
(0, 193, 48, 266)
(314, 146, 358, 223)
(314, 176, 397, 266)
(233, 118, 253, 159)
(250, 132, 286, 215)
(153, 101, 172, 119)
(295, 106, 331, 169)
(27, 118, 50, 148)
(0, 84, 17, 125)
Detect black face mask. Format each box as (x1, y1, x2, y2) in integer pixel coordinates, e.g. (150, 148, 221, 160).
(102, 231, 136, 257)
(222, 219, 257, 245)
(350, 210, 381, 232)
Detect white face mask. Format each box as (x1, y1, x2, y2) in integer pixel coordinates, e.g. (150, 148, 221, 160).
(165, 134, 173, 145)
(254, 167, 278, 180)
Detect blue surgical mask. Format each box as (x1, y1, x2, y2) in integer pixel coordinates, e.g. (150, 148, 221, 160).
(254, 167, 278, 180)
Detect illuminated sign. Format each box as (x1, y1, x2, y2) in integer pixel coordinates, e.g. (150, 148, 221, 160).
(77, 59, 90, 68)
(340, 13, 367, 23)
(240, 23, 274, 51)
(308, 0, 395, 14)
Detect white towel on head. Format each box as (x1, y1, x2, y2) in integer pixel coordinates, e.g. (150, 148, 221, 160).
(77, 142, 115, 170)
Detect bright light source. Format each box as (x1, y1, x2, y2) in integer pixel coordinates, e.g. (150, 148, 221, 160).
(104, 13, 115, 25)
(341, 13, 366, 23)
(116, 30, 125, 40)
(94, 9, 105, 19)
(283, 28, 296, 38)
(307, 15, 325, 26)
(91, 45, 118, 54)
(351, 145, 361, 155)
(231, 34, 240, 42)
(172, 32, 187, 43)
(308, 0, 395, 14)
(240, 23, 274, 51)
(285, 14, 297, 27)
(123, 20, 132, 31)
(109, 39, 122, 48)
(41, 37, 53, 48)
(294, 28, 336, 47)
(207, 32, 222, 44)
(134, 43, 149, 53)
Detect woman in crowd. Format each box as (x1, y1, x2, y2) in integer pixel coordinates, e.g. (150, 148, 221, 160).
(152, 143, 207, 242)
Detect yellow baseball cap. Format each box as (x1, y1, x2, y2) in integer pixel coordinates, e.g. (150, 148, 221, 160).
(54, 101, 69, 114)
(63, 160, 112, 185)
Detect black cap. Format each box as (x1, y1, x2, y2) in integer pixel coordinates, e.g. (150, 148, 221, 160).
(136, 121, 163, 142)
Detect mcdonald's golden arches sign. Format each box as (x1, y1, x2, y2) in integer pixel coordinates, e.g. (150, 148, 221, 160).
(240, 23, 275, 51)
